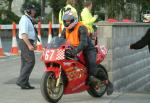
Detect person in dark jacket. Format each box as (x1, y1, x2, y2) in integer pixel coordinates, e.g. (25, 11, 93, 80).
(130, 28, 150, 50)
(61, 10, 113, 95)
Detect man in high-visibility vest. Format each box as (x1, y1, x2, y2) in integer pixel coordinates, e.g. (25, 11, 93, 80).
(59, 0, 78, 28)
(61, 10, 113, 95)
(81, 1, 98, 36)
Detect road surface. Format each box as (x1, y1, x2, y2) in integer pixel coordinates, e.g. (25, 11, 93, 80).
(0, 54, 150, 103)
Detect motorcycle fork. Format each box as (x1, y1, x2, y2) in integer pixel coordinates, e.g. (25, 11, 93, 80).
(56, 65, 62, 87)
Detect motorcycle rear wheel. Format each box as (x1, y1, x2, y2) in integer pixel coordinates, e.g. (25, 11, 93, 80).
(40, 72, 64, 103)
(87, 64, 108, 97)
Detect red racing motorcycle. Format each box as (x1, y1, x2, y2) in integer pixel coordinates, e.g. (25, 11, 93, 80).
(40, 37, 108, 103)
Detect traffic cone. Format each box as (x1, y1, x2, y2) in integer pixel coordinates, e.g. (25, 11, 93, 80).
(58, 23, 62, 37)
(36, 22, 43, 52)
(0, 24, 5, 57)
(47, 22, 52, 44)
(0, 35, 5, 57)
(10, 22, 19, 55)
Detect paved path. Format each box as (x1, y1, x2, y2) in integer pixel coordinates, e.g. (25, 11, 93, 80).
(0, 54, 150, 103)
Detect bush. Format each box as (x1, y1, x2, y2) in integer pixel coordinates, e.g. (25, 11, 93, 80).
(0, 10, 20, 24)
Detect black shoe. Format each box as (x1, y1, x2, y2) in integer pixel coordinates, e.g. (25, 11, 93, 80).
(27, 84, 35, 89)
(16, 82, 35, 90)
(21, 85, 35, 89)
(106, 81, 113, 95)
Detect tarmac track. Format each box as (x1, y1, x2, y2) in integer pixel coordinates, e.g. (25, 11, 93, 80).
(0, 54, 150, 103)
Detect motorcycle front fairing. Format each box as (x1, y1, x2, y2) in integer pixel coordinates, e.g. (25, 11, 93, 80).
(61, 60, 89, 94)
(41, 37, 67, 78)
(41, 47, 66, 78)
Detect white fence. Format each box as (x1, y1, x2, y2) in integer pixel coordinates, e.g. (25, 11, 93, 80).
(0, 24, 60, 30)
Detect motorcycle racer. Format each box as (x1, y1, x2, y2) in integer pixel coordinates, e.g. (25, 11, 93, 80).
(60, 10, 113, 95)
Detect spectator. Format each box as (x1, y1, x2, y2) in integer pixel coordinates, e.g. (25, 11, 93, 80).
(59, 0, 78, 28)
(143, 14, 150, 23)
(130, 17, 150, 50)
(81, 1, 98, 36)
(16, 4, 37, 89)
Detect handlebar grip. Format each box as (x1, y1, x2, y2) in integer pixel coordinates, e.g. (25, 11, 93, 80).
(68, 45, 74, 49)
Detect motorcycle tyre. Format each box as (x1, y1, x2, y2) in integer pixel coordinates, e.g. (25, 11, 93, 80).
(87, 64, 108, 97)
(40, 72, 64, 103)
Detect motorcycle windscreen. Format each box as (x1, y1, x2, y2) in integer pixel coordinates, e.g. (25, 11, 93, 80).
(47, 37, 66, 49)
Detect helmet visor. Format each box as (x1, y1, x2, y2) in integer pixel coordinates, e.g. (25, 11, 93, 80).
(63, 14, 75, 27)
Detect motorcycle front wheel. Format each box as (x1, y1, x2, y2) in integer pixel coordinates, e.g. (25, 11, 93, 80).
(87, 64, 108, 97)
(40, 72, 64, 103)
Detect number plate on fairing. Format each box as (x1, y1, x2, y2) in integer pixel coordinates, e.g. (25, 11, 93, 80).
(42, 48, 65, 61)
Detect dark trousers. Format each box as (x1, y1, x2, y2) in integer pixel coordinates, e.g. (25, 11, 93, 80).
(17, 39, 35, 85)
(84, 48, 108, 81)
(84, 48, 97, 76)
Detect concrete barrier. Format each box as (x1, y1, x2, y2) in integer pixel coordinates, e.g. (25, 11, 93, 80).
(97, 22, 150, 92)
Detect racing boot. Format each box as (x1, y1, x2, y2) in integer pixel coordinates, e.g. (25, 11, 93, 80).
(105, 80, 114, 95)
(95, 69, 114, 95)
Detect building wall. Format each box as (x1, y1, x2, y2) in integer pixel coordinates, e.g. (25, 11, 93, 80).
(97, 22, 150, 92)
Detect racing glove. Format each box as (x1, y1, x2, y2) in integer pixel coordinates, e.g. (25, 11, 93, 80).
(65, 49, 76, 59)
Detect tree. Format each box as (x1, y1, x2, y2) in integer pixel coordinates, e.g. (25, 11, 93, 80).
(41, 0, 46, 17)
(75, 0, 84, 20)
(134, 0, 150, 21)
(0, 0, 13, 11)
(47, 0, 66, 23)
(47, 0, 150, 22)
(7, 0, 13, 11)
